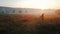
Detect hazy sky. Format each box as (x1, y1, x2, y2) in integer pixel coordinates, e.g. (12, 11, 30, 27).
(0, 0, 60, 9)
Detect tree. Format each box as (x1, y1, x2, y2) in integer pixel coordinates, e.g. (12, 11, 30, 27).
(6, 10, 10, 14)
(12, 10, 15, 13)
(19, 11, 22, 13)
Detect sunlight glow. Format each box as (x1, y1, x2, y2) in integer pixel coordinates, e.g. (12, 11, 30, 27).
(14, 0, 56, 9)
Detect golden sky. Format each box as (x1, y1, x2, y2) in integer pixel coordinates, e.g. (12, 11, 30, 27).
(0, 0, 60, 9)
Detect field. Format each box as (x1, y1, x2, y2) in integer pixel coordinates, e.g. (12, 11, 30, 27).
(0, 14, 60, 34)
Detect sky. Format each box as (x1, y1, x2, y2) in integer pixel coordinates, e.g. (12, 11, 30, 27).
(0, 0, 60, 9)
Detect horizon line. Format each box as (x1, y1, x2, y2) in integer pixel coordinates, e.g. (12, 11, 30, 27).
(0, 6, 60, 10)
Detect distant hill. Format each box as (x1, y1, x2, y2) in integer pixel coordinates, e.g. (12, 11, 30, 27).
(0, 6, 42, 14)
(0, 6, 56, 14)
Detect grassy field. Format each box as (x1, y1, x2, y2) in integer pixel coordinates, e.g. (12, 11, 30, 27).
(0, 14, 60, 34)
